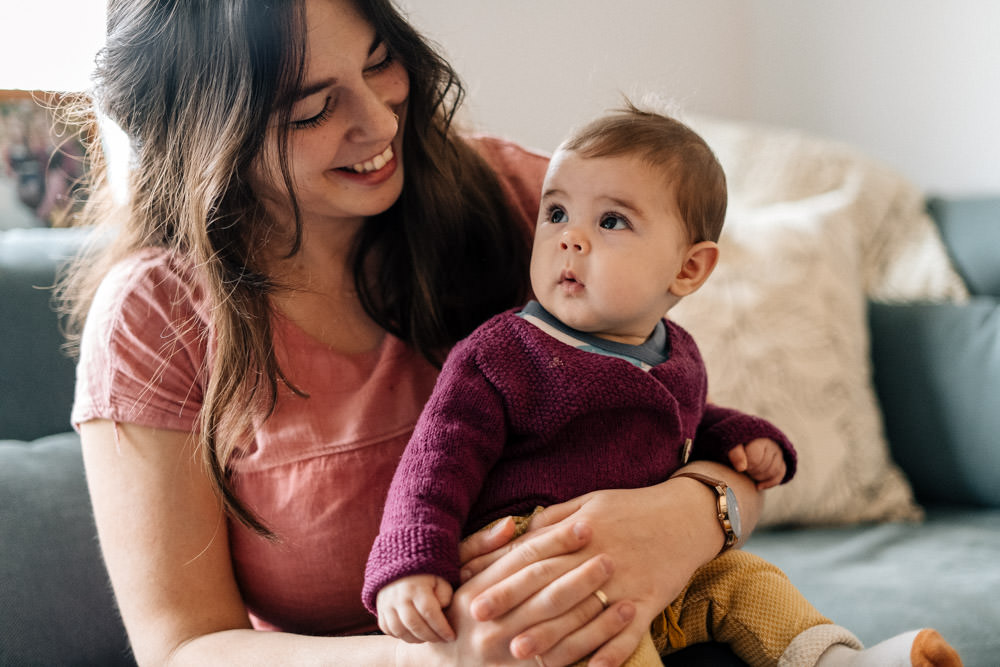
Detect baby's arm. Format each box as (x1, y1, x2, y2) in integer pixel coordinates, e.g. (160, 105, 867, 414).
(728, 438, 787, 490)
(375, 574, 456, 643)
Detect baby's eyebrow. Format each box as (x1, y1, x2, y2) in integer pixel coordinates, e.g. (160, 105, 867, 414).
(604, 196, 638, 210)
(595, 194, 646, 218)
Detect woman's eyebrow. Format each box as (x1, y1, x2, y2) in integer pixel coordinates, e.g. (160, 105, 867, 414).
(292, 35, 384, 103)
(294, 78, 336, 102)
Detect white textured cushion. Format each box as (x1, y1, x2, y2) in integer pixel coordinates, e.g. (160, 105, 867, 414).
(671, 117, 967, 526)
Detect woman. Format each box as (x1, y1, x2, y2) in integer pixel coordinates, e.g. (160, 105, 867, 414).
(62, 1, 764, 665)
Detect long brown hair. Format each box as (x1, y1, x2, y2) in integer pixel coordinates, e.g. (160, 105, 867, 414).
(60, 0, 530, 536)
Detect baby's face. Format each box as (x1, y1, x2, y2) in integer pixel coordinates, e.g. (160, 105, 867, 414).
(530, 149, 693, 345)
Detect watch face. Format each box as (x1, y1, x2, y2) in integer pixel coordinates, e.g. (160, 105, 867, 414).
(725, 487, 742, 543)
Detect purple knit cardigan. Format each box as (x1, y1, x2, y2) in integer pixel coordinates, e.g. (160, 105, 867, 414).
(362, 309, 796, 614)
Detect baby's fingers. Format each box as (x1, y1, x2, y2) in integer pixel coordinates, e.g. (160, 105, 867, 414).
(378, 606, 421, 644)
(755, 463, 786, 490)
(727, 445, 749, 472)
(397, 594, 455, 643)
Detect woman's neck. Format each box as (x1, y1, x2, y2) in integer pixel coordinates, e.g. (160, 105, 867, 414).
(265, 218, 385, 354)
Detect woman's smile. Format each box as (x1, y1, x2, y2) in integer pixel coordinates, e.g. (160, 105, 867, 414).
(332, 144, 399, 186)
(344, 145, 394, 174)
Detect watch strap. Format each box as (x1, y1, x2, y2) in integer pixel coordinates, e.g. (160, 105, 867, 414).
(670, 471, 738, 553)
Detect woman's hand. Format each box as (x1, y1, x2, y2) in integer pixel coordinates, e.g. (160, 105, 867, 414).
(453, 461, 762, 667)
(403, 517, 633, 666)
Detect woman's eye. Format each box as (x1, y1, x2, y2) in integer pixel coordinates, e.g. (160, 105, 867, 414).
(292, 96, 333, 130)
(548, 206, 568, 224)
(599, 213, 629, 230)
(365, 43, 394, 75)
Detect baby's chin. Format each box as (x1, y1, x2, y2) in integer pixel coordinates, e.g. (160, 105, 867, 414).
(552, 307, 654, 345)
(540, 300, 601, 330)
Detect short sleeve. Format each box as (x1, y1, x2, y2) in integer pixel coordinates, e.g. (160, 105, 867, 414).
(72, 249, 210, 432)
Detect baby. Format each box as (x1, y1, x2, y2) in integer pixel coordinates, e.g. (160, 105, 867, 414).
(363, 104, 961, 667)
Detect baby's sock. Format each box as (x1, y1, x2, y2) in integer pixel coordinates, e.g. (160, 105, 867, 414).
(779, 625, 962, 667)
(778, 624, 861, 666)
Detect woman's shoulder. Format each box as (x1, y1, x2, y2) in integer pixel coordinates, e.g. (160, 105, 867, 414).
(96, 247, 209, 321)
(465, 134, 550, 228)
(74, 247, 210, 430)
(465, 134, 550, 187)
(84, 247, 212, 362)
(465, 134, 550, 167)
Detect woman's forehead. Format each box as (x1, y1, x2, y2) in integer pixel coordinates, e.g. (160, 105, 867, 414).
(300, 0, 377, 79)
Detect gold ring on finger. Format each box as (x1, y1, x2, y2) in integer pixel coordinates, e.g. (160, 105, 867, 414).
(593, 588, 610, 609)
(535, 655, 546, 667)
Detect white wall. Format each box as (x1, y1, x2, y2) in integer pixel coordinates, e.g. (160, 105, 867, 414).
(0, 1, 105, 91)
(398, 0, 1000, 196)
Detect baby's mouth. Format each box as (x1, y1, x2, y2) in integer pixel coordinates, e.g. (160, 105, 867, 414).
(341, 145, 394, 174)
(560, 269, 580, 284)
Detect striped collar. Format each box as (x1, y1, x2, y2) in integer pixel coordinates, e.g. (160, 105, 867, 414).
(517, 300, 670, 370)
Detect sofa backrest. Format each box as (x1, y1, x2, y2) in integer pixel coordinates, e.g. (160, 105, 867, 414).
(0, 433, 135, 666)
(871, 196, 1000, 507)
(927, 196, 1000, 297)
(0, 227, 89, 440)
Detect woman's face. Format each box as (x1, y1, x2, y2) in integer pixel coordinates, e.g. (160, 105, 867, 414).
(251, 0, 410, 231)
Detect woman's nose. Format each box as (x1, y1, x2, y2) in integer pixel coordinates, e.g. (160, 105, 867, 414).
(346, 102, 398, 144)
(559, 229, 589, 253)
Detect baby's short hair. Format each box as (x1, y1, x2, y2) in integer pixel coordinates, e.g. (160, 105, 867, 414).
(560, 102, 727, 243)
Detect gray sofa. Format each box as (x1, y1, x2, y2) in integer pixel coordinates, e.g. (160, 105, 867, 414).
(1, 198, 998, 666)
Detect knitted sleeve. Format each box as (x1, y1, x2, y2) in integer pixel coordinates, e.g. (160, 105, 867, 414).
(361, 337, 508, 614)
(693, 404, 798, 484)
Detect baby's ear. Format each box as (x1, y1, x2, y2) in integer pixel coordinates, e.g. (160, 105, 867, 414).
(669, 241, 720, 297)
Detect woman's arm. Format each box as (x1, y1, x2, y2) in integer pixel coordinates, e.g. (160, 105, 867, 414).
(457, 460, 764, 667)
(83, 418, 750, 666)
(81, 419, 403, 666)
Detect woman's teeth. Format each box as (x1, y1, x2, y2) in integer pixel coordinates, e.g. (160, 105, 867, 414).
(348, 146, 394, 173)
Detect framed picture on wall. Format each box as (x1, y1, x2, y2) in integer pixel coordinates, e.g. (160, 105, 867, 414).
(0, 90, 88, 228)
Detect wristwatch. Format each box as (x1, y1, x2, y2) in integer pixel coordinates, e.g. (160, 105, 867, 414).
(671, 472, 742, 553)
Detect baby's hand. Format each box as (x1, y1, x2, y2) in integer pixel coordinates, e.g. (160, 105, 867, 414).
(375, 574, 455, 643)
(728, 438, 787, 490)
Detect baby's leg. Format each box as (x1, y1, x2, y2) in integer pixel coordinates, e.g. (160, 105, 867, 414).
(657, 549, 833, 666)
(657, 550, 962, 667)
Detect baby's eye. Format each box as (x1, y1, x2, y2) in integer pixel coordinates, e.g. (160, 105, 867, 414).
(599, 213, 629, 230)
(548, 206, 569, 224)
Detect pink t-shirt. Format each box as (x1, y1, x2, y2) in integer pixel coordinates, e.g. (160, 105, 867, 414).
(72, 136, 549, 635)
